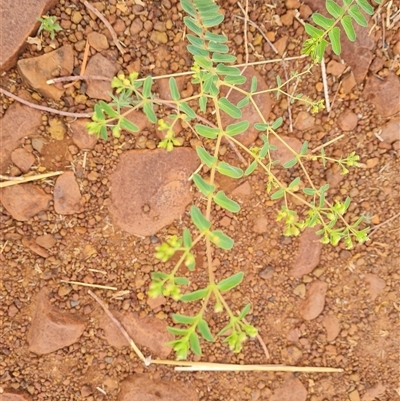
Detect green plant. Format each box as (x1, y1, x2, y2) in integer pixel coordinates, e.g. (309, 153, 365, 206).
(37, 15, 62, 40)
(87, 0, 380, 360)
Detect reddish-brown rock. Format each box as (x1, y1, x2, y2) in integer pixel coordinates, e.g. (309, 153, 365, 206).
(22, 237, 50, 258)
(322, 314, 340, 342)
(2, 390, 32, 401)
(363, 72, 400, 117)
(299, 280, 328, 320)
(36, 234, 56, 249)
(109, 148, 199, 236)
(87, 31, 109, 52)
(85, 54, 118, 101)
(0, 0, 58, 72)
(220, 67, 272, 146)
(69, 119, 97, 150)
(270, 376, 307, 401)
(53, 171, 84, 215)
(270, 135, 302, 165)
(0, 184, 51, 221)
(100, 311, 173, 358)
(291, 228, 322, 278)
(11, 147, 35, 173)
(17, 45, 74, 101)
(0, 102, 42, 173)
(118, 374, 199, 401)
(294, 111, 315, 131)
(27, 290, 86, 355)
(337, 110, 358, 131)
(380, 118, 400, 144)
(364, 273, 386, 301)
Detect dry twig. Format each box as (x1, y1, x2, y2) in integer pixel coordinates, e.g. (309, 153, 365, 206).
(0, 171, 63, 188)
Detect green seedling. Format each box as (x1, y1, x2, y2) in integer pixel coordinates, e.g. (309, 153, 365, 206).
(37, 15, 62, 40)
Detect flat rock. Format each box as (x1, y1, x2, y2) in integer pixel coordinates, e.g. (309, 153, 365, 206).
(17, 45, 74, 101)
(69, 119, 97, 150)
(124, 110, 152, 132)
(2, 390, 32, 401)
(220, 67, 272, 146)
(294, 111, 315, 131)
(27, 289, 86, 355)
(109, 148, 199, 236)
(364, 273, 386, 301)
(22, 237, 50, 258)
(252, 216, 269, 234)
(291, 228, 323, 278)
(270, 135, 302, 165)
(327, 60, 346, 76)
(0, 0, 57, 72)
(87, 31, 109, 52)
(363, 72, 400, 117)
(361, 382, 386, 401)
(0, 102, 42, 173)
(322, 314, 340, 342)
(36, 234, 56, 249)
(118, 374, 199, 401)
(299, 280, 328, 320)
(100, 311, 173, 358)
(54, 171, 84, 215)
(85, 54, 119, 101)
(380, 117, 400, 144)
(270, 376, 307, 401)
(11, 148, 35, 173)
(337, 110, 358, 131)
(0, 184, 51, 221)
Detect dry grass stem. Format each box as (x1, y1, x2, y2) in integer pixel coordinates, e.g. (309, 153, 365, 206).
(61, 280, 117, 290)
(0, 171, 63, 188)
(321, 58, 331, 112)
(46, 75, 112, 85)
(83, 1, 125, 55)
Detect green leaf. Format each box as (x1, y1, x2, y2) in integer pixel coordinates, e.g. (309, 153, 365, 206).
(180, 102, 197, 119)
(217, 272, 244, 292)
(100, 125, 108, 140)
(326, 0, 344, 18)
(289, 177, 301, 189)
(226, 121, 249, 136)
(237, 96, 250, 108)
(349, 4, 368, 26)
(202, 14, 224, 28)
(203, 73, 218, 95)
(175, 277, 190, 285)
(207, 42, 229, 53)
(283, 158, 298, 169)
(271, 189, 285, 200)
(169, 77, 180, 101)
(195, 124, 220, 139)
(193, 173, 215, 196)
(238, 303, 251, 319)
(254, 123, 268, 131)
(215, 64, 242, 76)
(173, 314, 197, 324)
(143, 102, 157, 123)
(199, 95, 207, 112)
(183, 228, 192, 248)
(184, 17, 202, 36)
(329, 27, 341, 55)
(271, 117, 283, 130)
(316, 38, 328, 62)
(94, 104, 105, 121)
(198, 319, 214, 342)
(205, 31, 227, 43)
(211, 53, 237, 63)
(167, 327, 189, 335)
(196, 146, 217, 167)
(312, 13, 334, 30)
(194, 55, 213, 70)
(223, 75, 247, 85)
(250, 76, 257, 93)
(245, 160, 257, 176)
(341, 15, 356, 41)
(190, 205, 211, 231)
(99, 101, 119, 118)
(181, 287, 209, 302)
(303, 188, 316, 195)
(181, 0, 197, 17)
(356, 0, 374, 15)
(187, 45, 210, 57)
(120, 118, 139, 132)
(189, 332, 202, 355)
(213, 191, 240, 213)
(217, 161, 243, 178)
(187, 34, 205, 47)
(218, 97, 242, 118)
(142, 76, 153, 98)
(304, 23, 324, 38)
(300, 141, 309, 155)
(209, 230, 234, 250)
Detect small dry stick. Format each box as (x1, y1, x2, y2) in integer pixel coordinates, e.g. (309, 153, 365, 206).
(64, 40, 91, 89)
(47, 75, 112, 85)
(60, 280, 117, 291)
(88, 289, 147, 363)
(311, 134, 344, 154)
(0, 87, 91, 118)
(321, 58, 331, 112)
(327, 81, 342, 119)
(281, 59, 294, 132)
(0, 171, 63, 188)
(369, 212, 400, 236)
(84, 1, 125, 55)
(242, 316, 270, 359)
